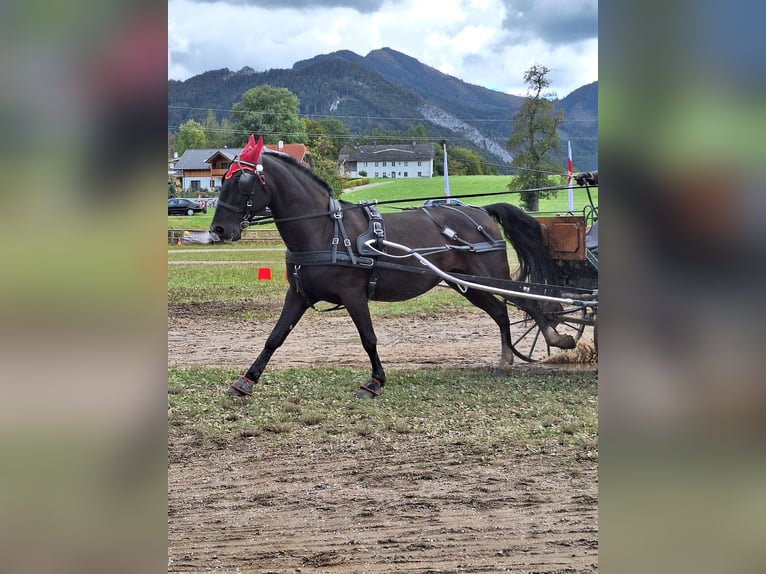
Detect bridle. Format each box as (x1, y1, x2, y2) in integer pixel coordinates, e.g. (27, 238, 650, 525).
(217, 158, 268, 230)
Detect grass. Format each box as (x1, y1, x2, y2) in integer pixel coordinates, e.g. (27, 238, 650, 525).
(168, 366, 598, 458)
(344, 175, 597, 215)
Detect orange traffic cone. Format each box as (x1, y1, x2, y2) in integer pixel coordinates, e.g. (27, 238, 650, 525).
(177, 236, 182, 246)
(257, 267, 272, 280)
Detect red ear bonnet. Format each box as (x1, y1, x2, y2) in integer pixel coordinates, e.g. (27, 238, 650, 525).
(224, 134, 264, 179)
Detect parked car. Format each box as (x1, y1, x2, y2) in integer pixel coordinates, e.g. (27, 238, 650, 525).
(168, 198, 207, 216)
(422, 198, 466, 207)
(251, 206, 272, 219)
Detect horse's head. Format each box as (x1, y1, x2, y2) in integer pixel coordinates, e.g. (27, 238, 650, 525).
(209, 135, 271, 243)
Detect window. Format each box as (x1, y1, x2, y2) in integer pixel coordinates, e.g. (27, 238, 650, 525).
(417, 172, 422, 177)
(404, 172, 409, 177)
(374, 161, 379, 167)
(404, 161, 409, 167)
(375, 172, 379, 177)
(382, 161, 387, 167)
(417, 161, 422, 166)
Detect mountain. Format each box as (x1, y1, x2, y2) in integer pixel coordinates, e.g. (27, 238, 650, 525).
(168, 48, 598, 172)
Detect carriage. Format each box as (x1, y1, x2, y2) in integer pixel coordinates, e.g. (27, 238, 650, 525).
(506, 170, 598, 361)
(208, 135, 598, 398)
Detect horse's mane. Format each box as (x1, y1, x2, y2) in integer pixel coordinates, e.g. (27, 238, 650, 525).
(263, 149, 334, 198)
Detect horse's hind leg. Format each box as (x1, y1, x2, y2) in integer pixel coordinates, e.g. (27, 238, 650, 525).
(226, 287, 311, 396)
(456, 288, 515, 376)
(516, 300, 576, 350)
(342, 296, 386, 399)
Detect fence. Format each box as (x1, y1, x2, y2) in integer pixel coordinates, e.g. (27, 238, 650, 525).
(168, 228, 282, 245)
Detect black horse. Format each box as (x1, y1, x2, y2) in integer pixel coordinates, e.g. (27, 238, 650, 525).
(209, 135, 574, 398)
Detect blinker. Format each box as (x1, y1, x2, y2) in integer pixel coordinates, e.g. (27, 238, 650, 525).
(239, 170, 255, 195)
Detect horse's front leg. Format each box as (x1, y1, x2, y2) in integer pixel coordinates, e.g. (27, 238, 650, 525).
(343, 297, 386, 399)
(226, 287, 311, 396)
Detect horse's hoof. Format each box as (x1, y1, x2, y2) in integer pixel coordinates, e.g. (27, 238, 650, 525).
(226, 376, 254, 396)
(557, 335, 576, 349)
(491, 367, 510, 378)
(355, 378, 383, 399)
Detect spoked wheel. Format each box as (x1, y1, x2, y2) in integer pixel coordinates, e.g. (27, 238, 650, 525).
(509, 304, 588, 362)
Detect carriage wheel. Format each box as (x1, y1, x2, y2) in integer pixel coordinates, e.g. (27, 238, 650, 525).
(509, 305, 587, 362)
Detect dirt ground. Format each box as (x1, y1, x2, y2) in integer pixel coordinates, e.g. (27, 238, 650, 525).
(168, 301, 598, 573)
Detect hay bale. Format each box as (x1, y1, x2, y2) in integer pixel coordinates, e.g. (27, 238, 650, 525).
(541, 339, 598, 364)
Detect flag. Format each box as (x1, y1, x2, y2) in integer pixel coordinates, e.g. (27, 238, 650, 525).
(443, 143, 450, 198)
(566, 140, 574, 212)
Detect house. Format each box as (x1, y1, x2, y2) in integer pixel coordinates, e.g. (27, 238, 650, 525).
(173, 148, 235, 193)
(173, 141, 311, 193)
(338, 144, 435, 179)
(264, 141, 312, 166)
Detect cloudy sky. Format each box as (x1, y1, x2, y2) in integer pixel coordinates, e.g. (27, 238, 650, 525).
(168, 0, 597, 98)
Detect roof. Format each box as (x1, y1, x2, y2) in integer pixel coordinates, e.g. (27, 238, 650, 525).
(339, 144, 435, 162)
(174, 143, 311, 171)
(264, 143, 310, 163)
(174, 148, 236, 170)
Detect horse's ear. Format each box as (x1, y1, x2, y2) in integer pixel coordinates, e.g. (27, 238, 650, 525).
(224, 135, 265, 179)
(241, 135, 264, 165)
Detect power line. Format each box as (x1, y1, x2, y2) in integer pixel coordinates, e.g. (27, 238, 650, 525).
(168, 104, 597, 124)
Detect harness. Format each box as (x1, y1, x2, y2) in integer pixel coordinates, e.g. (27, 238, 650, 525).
(217, 159, 268, 231)
(286, 200, 506, 305)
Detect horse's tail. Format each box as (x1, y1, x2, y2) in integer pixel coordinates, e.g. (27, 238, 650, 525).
(483, 203, 560, 285)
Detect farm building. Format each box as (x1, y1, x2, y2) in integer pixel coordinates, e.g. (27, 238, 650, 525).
(338, 144, 435, 179)
(172, 142, 311, 193)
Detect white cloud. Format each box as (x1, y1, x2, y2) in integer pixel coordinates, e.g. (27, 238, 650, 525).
(168, 0, 597, 97)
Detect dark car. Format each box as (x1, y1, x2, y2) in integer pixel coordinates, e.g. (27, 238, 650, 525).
(422, 198, 466, 207)
(252, 206, 272, 219)
(168, 198, 207, 216)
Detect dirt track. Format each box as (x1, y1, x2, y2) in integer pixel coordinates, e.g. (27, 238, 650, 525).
(168, 301, 598, 573)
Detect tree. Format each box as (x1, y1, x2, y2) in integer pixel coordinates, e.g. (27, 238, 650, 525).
(506, 64, 564, 211)
(304, 117, 350, 162)
(202, 109, 233, 148)
(407, 123, 430, 142)
(175, 119, 207, 155)
(230, 85, 307, 146)
(435, 144, 499, 176)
